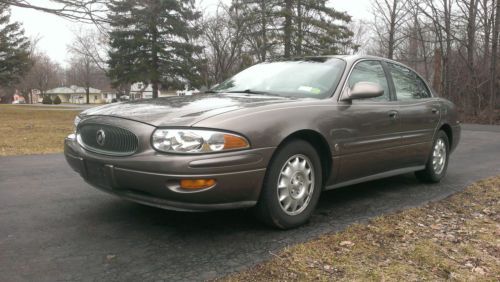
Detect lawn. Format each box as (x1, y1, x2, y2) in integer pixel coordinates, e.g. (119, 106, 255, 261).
(224, 176, 500, 281)
(0, 105, 80, 156)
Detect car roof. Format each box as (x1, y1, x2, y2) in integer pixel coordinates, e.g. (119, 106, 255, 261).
(271, 54, 400, 65)
(300, 54, 400, 64)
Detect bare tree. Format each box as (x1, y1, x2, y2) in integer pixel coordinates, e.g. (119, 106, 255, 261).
(19, 52, 62, 97)
(372, 0, 411, 59)
(66, 55, 98, 104)
(199, 5, 247, 86)
(66, 28, 109, 103)
(0, 0, 108, 24)
(415, 0, 455, 99)
(68, 28, 109, 73)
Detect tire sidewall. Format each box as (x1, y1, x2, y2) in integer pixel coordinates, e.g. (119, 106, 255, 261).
(428, 131, 450, 181)
(259, 139, 322, 229)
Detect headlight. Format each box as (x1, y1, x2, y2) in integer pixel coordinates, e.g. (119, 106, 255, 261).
(73, 116, 82, 132)
(152, 129, 250, 154)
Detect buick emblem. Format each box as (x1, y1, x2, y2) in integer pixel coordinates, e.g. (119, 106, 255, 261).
(96, 129, 106, 146)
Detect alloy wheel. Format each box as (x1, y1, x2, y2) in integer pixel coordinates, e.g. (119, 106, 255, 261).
(432, 138, 447, 175)
(277, 154, 315, 216)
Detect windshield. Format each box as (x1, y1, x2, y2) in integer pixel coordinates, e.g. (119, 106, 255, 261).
(211, 58, 346, 99)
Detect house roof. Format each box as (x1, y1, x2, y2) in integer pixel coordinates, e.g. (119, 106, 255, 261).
(46, 86, 101, 95)
(130, 83, 153, 93)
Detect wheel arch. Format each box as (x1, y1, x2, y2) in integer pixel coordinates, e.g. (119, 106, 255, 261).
(439, 123, 453, 149)
(275, 129, 333, 185)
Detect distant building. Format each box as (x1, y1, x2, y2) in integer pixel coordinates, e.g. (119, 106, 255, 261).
(29, 89, 42, 104)
(129, 83, 177, 100)
(176, 85, 200, 96)
(45, 86, 117, 104)
(12, 90, 26, 104)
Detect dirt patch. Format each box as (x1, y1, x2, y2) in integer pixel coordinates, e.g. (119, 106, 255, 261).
(223, 176, 500, 281)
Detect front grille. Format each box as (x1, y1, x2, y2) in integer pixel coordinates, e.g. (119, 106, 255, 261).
(77, 123, 138, 156)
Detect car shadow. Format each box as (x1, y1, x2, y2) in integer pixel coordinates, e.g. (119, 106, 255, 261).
(83, 172, 434, 237)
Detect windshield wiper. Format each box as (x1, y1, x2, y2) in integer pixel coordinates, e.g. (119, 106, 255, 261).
(226, 89, 270, 95)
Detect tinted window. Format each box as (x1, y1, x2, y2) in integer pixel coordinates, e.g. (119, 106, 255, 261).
(348, 60, 390, 101)
(212, 58, 346, 99)
(389, 63, 431, 101)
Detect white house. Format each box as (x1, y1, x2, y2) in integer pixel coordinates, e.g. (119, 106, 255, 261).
(129, 83, 186, 99)
(46, 86, 116, 104)
(176, 85, 200, 96)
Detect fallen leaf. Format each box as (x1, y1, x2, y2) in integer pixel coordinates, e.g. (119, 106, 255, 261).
(106, 254, 116, 260)
(340, 241, 354, 247)
(473, 267, 486, 275)
(430, 224, 441, 230)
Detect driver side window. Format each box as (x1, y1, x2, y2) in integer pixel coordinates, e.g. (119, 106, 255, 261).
(348, 61, 390, 101)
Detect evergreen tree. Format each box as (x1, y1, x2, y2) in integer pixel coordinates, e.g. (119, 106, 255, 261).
(107, 0, 201, 98)
(0, 3, 31, 86)
(283, 0, 356, 57)
(231, 0, 356, 60)
(231, 0, 281, 62)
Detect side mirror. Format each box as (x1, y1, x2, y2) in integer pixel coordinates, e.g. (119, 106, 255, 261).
(341, 82, 384, 101)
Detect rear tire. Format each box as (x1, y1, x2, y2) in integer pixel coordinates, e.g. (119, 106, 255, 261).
(254, 140, 322, 229)
(415, 130, 450, 183)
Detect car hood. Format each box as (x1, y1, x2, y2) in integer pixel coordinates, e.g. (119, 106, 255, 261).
(81, 94, 292, 127)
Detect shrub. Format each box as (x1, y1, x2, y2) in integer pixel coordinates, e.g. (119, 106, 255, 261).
(42, 96, 52, 105)
(53, 96, 62, 105)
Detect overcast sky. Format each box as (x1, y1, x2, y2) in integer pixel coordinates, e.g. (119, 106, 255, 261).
(10, 0, 371, 66)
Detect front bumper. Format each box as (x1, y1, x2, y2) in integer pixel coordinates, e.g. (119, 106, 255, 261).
(451, 124, 461, 153)
(65, 135, 274, 212)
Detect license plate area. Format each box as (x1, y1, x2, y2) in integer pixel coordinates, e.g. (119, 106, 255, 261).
(85, 161, 112, 189)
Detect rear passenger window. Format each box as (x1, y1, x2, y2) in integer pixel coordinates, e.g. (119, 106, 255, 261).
(348, 60, 390, 101)
(389, 63, 431, 101)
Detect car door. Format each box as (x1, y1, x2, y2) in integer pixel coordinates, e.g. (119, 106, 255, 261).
(387, 62, 441, 168)
(332, 60, 403, 183)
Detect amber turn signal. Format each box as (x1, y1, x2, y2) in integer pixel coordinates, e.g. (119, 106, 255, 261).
(180, 179, 216, 190)
(223, 134, 249, 150)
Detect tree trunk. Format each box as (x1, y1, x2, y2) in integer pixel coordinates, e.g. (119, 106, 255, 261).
(283, 0, 293, 58)
(433, 48, 443, 95)
(408, 14, 419, 69)
(152, 82, 159, 99)
(260, 0, 267, 61)
(387, 0, 398, 59)
(483, 0, 492, 62)
(490, 0, 500, 124)
(444, 0, 452, 100)
(85, 59, 91, 104)
(296, 0, 303, 56)
(151, 23, 160, 99)
(466, 0, 479, 116)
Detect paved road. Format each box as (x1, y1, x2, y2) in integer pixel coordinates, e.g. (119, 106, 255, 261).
(1, 125, 499, 281)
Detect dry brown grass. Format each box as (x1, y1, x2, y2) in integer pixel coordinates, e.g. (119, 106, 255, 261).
(224, 176, 500, 281)
(0, 105, 80, 156)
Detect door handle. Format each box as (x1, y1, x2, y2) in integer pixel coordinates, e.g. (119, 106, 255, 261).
(388, 111, 399, 119)
(431, 108, 440, 115)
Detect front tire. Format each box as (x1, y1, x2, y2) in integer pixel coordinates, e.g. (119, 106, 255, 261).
(255, 140, 322, 229)
(415, 130, 450, 183)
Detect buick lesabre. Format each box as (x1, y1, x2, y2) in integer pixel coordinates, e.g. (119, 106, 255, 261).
(65, 55, 461, 229)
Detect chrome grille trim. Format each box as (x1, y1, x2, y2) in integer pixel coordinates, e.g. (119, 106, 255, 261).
(77, 123, 139, 156)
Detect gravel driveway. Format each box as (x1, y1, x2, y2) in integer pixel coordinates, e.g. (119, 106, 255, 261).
(0, 125, 499, 281)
